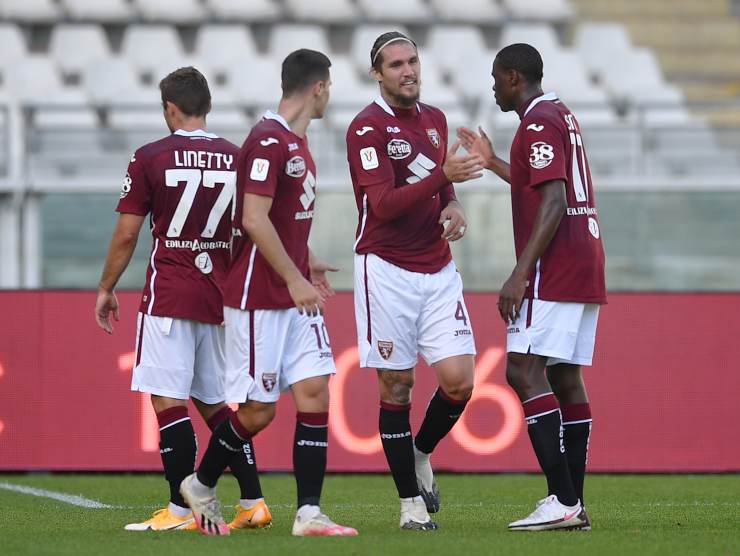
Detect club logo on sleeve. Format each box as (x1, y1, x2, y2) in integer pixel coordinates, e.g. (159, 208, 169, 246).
(426, 128, 440, 148)
(288, 142, 299, 151)
(588, 217, 601, 239)
(194, 252, 213, 274)
(250, 158, 270, 181)
(285, 156, 306, 178)
(387, 139, 412, 160)
(261, 372, 278, 392)
(120, 172, 132, 198)
(360, 147, 379, 170)
(527, 123, 544, 132)
(355, 126, 374, 136)
(529, 142, 555, 169)
(260, 137, 279, 147)
(377, 340, 394, 360)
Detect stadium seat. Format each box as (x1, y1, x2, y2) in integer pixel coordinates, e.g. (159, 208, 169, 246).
(49, 24, 111, 77)
(133, 0, 207, 23)
(269, 25, 333, 64)
(33, 107, 99, 130)
(60, 0, 134, 22)
(206, 0, 282, 22)
(283, 0, 359, 23)
(83, 58, 157, 106)
(0, 0, 60, 22)
(357, 0, 434, 23)
(194, 25, 258, 77)
(350, 25, 410, 70)
(499, 23, 563, 60)
(0, 24, 27, 68)
(428, 0, 505, 24)
(426, 26, 491, 76)
(503, 0, 574, 21)
(326, 56, 377, 129)
(1, 57, 88, 105)
(600, 48, 684, 104)
(229, 56, 283, 109)
(574, 22, 634, 79)
(121, 25, 189, 77)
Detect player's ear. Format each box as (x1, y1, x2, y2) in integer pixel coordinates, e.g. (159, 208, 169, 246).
(370, 66, 382, 83)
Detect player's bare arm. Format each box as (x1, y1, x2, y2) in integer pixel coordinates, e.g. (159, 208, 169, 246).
(456, 126, 511, 184)
(242, 192, 324, 316)
(498, 179, 567, 324)
(308, 248, 338, 299)
(439, 199, 468, 241)
(95, 213, 146, 334)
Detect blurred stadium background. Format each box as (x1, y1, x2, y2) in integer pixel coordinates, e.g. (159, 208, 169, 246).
(0, 0, 739, 475)
(1, 0, 740, 290)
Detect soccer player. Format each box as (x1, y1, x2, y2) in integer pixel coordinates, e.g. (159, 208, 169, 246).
(94, 67, 270, 532)
(179, 50, 357, 537)
(345, 31, 484, 531)
(458, 43, 606, 531)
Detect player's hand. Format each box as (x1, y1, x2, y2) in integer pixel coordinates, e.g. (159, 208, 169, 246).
(457, 126, 496, 169)
(497, 272, 527, 325)
(287, 276, 325, 317)
(439, 200, 468, 241)
(95, 288, 119, 334)
(309, 257, 339, 299)
(442, 141, 484, 183)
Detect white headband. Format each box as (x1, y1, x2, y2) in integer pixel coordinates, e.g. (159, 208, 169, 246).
(372, 37, 416, 65)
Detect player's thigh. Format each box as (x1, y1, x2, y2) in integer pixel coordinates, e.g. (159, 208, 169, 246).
(224, 307, 290, 404)
(546, 304, 600, 366)
(281, 310, 335, 400)
(131, 313, 197, 400)
(507, 299, 585, 363)
(190, 322, 226, 405)
(417, 262, 476, 366)
(354, 253, 422, 370)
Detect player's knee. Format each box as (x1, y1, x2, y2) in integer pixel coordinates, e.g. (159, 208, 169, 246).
(441, 379, 474, 402)
(378, 370, 414, 404)
(505, 355, 528, 392)
(237, 402, 276, 434)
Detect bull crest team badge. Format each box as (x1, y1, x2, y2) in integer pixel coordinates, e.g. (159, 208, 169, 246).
(427, 128, 440, 148)
(262, 373, 278, 392)
(377, 340, 394, 360)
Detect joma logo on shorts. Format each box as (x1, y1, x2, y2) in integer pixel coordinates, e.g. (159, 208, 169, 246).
(454, 329, 471, 336)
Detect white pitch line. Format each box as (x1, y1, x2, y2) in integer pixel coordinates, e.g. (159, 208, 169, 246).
(0, 482, 117, 508)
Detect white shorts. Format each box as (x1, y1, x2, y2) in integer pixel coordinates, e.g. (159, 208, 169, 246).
(354, 253, 476, 370)
(131, 313, 225, 403)
(506, 299, 600, 366)
(224, 306, 336, 404)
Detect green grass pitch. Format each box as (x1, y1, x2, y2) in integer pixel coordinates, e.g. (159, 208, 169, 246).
(1, 474, 738, 555)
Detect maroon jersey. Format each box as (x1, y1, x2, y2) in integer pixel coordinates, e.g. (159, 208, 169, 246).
(510, 92, 607, 304)
(223, 112, 316, 310)
(116, 129, 238, 324)
(346, 97, 455, 273)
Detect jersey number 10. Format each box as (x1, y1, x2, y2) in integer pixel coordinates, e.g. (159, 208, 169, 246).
(164, 169, 236, 238)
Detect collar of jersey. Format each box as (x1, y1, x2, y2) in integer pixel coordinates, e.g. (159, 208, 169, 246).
(263, 110, 293, 133)
(520, 91, 558, 119)
(174, 129, 218, 138)
(374, 95, 422, 117)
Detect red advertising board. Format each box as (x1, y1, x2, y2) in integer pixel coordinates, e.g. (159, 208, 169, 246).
(0, 291, 738, 472)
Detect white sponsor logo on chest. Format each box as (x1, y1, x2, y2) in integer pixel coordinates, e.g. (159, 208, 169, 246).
(387, 139, 412, 160)
(194, 252, 213, 274)
(286, 156, 306, 178)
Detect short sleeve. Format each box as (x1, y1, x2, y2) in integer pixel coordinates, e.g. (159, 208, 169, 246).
(240, 136, 286, 198)
(346, 120, 394, 187)
(522, 119, 567, 189)
(116, 150, 151, 215)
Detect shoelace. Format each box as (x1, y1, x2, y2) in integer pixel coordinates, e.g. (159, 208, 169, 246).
(527, 495, 557, 520)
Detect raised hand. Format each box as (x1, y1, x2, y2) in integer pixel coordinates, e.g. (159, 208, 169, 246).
(457, 126, 496, 169)
(442, 141, 484, 183)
